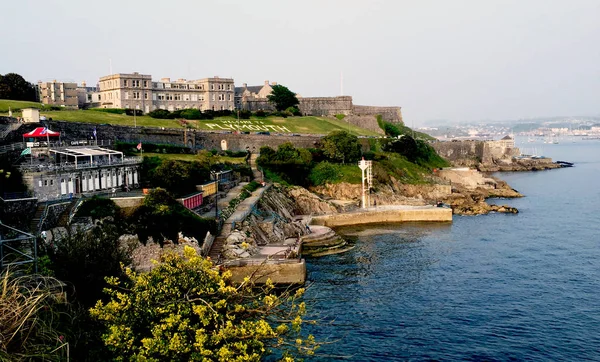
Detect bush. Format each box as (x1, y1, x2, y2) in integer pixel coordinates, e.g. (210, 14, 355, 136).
(76, 196, 121, 220)
(254, 110, 267, 118)
(308, 162, 340, 186)
(239, 110, 251, 119)
(335, 114, 345, 120)
(148, 109, 171, 119)
(180, 109, 202, 120)
(285, 106, 301, 116)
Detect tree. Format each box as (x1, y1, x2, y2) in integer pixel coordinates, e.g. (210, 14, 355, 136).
(257, 143, 313, 185)
(267, 85, 299, 112)
(90, 247, 318, 361)
(320, 131, 361, 164)
(131, 188, 214, 247)
(48, 221, 134, 307)
(0, 73, 37, 101)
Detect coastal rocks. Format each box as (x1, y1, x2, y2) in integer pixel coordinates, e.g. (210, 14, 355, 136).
(452, 202, 518, 215)
(286, 186, 340, 215)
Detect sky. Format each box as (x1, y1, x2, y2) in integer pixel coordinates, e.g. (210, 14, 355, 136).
(1, 0, 599, 125)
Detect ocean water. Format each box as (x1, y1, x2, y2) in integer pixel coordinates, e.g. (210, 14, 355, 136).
(304, 140, 600, 361)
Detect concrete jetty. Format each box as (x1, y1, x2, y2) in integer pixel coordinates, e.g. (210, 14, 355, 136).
(311, 204, 452, 227)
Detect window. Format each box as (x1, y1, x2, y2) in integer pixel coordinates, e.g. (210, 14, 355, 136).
(98, 94, 101, 100)
(211, 84, 214, 90)
(44, 180, 48, 186)
(144, 92, 148, 99)
(212, 94, 215, 101)
(124, 92, 129, 100)
(228, 84, 232, 90)
(50, 180, 54, 185)
(38, 180, 42, 187)
(228, 94, 232, 101)
(143, 81, 148, 87)
(124, 80, 128, 87)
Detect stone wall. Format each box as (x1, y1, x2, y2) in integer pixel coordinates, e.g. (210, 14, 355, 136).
(352, 105, 403, 124)
(431, 140, 521, 166)
(298, 96, 353, 116)
(431, 140, 485, 166)
(47, 120, 325, 152)
(311, 206, 452, 226)
(344, 115, 385, 134)
(0, 198, 37, 231)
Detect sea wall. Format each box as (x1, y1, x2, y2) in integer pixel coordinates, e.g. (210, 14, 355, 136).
(311, 206, 452, 227)
(227, 260, 306, 284)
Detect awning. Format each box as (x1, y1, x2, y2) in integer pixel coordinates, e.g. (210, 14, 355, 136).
(22, 127, 60, 138)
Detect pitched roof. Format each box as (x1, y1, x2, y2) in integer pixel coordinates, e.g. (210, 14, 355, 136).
(501, 135, 513, 140)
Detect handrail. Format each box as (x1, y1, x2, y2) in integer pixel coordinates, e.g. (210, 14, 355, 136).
(68, 197, 85, 225)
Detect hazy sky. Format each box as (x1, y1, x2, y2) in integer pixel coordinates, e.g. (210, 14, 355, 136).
(2, 0, 599, 125)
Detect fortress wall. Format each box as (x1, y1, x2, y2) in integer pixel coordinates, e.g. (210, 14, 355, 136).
(344, 115, 385, 134)
(298, 96, 353, 116)
(47, 120, 323, 152)
(241, 100, 274, 112)
(431, 140, 485, 165)
(352, 105, 403, 124)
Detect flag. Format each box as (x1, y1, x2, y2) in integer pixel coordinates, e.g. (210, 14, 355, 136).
(137, 142, 142, 151)
(40, 127, 48, 135)
(93, 127, 97, 138)
(20, 147, 31, 156)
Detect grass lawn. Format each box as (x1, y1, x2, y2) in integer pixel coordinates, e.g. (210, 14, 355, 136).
(0, 98, 383, 136)
(0, 99, 44, 112)
(142, 152, 246, 164)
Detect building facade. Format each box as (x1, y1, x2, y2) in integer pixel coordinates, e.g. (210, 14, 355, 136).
(234, 80, 276, 111)
(98, 73, 235, 113)
(77, 82, 100, 109)
(38, 81, 78, 109)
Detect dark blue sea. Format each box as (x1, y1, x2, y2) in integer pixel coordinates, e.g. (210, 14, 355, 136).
(305, 139, 600, 361)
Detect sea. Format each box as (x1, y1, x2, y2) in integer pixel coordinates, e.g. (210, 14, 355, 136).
(304, 138, 600, 361)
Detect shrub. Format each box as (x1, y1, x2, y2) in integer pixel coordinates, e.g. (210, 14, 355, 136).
(180, 109, 202, 120)
(148, 109, 171, 119)
(254, 110, 267, 118)
(335, 114, 346, 120)
(239, 110, 251, 119)
(308, 162, 340, 186)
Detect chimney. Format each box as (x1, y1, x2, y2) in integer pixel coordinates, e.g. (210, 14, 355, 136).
(243, 83, 247, 88)
(272, 82, 277, 86)
(82, 81, 87, 87)
(264, 80, 269, 85)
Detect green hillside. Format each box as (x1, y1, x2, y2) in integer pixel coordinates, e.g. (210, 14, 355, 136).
(0, 102, 382, 136)
(0, 99, 44, 112)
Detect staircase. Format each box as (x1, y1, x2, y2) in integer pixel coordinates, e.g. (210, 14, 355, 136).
(208, 236, 226, 261)
(301, 225, 352, 256)
(29, 203, 47, 234)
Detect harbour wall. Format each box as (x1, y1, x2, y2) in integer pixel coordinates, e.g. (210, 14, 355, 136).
(311, 206, 452, 227)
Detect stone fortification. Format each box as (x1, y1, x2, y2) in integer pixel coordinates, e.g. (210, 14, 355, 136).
(297, 96, 403, 125)
(46, 120, 325, 152)
(431, 139, 520, 167)
(352, 105, 403, 124)
(298, 96, 353, 117)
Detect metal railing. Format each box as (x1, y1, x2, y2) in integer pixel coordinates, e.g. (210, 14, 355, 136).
(19, 157, 142, 173)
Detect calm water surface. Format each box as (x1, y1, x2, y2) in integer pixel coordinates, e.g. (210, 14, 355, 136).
(305, 140, 600, 361)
